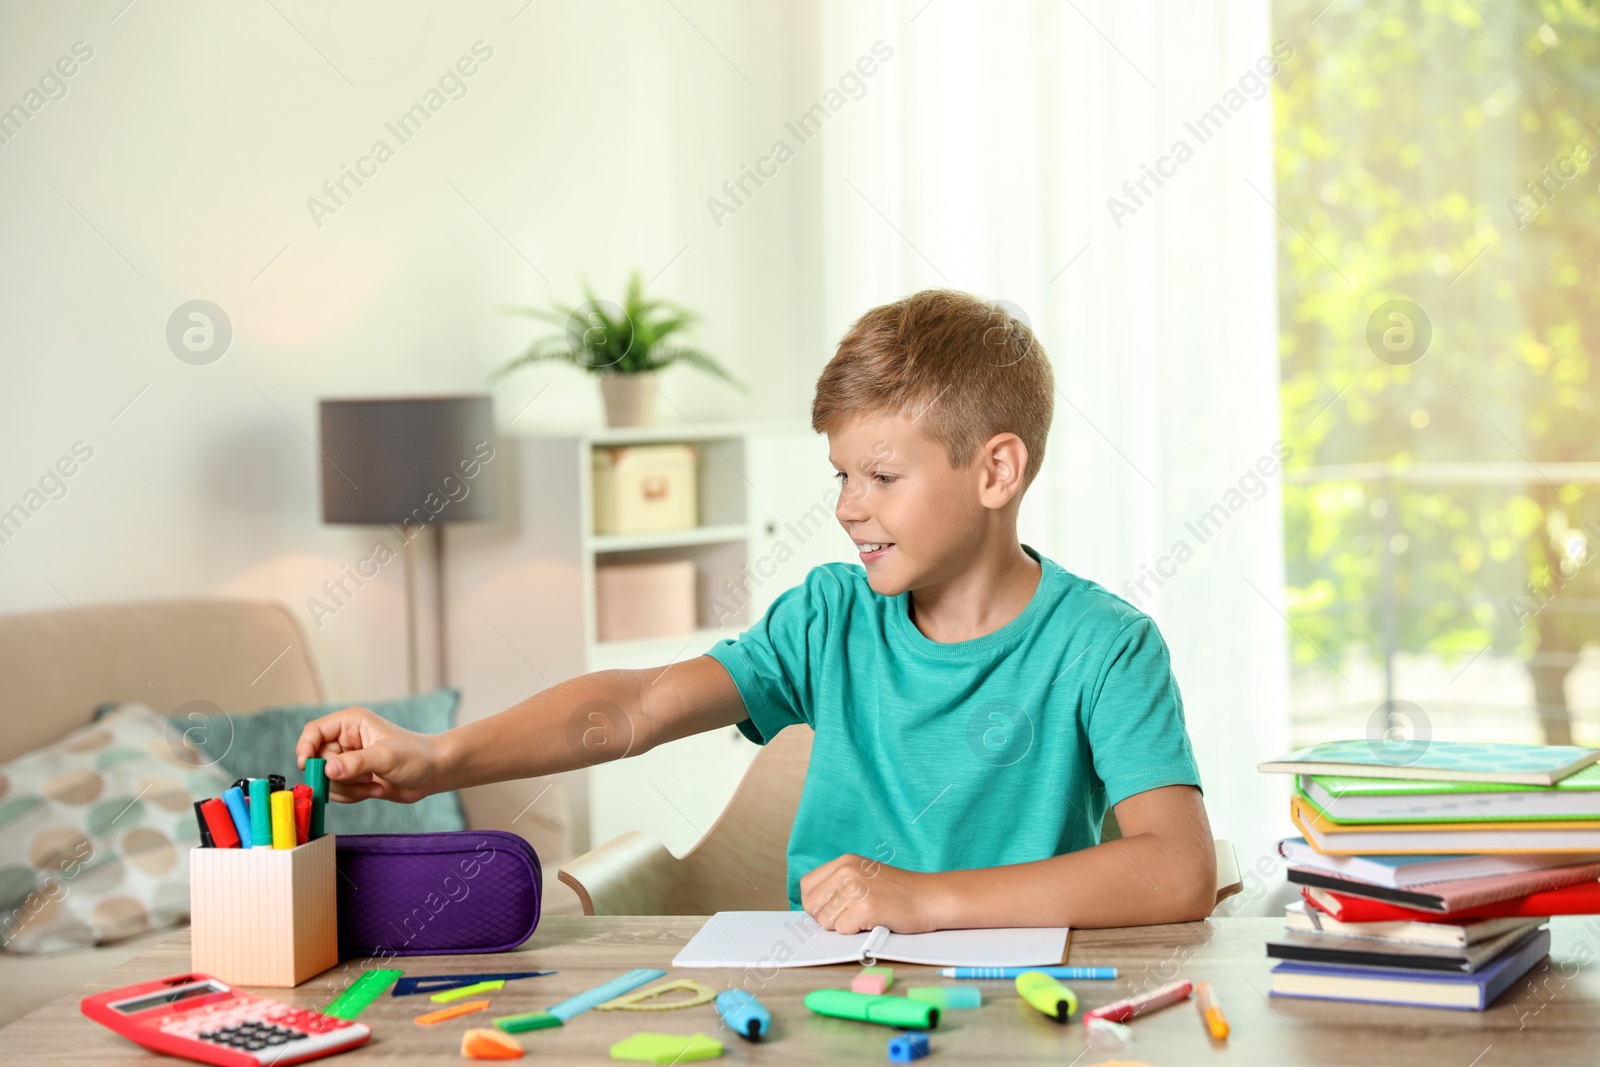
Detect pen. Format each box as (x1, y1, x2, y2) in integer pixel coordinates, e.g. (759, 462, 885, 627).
(293, 784, 313, 844)
(1083, 979, 1192, 1025)
(193, 800, 214, 847)
(270, 789, 296, 849)
(199, 798, 240, 848)
(248, 778, 273, 847)
(1195, 981, 1228, 1040)
(304, 757, 328, 839)
(940, 966, 1116, 980)
(715, 989, 769, 1041)
(222, 786, 253, 849)
(1016, 972, 1077, 1023)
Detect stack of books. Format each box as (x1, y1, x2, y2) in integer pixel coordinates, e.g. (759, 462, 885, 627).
(1258, 739, 1600, 1010)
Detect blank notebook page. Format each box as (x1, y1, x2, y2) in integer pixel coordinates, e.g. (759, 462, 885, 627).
(671, 911, 1069, 969)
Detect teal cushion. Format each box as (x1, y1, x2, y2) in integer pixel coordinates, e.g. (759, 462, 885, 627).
(167, 688, 467, 835)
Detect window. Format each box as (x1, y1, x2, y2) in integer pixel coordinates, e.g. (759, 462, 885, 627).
(1272, 1, 1600, 747)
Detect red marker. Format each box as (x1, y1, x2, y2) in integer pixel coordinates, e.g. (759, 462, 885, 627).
(1083, 979, 1192, 1025)
(200, 797, 240, 848)
(293, 784, 313, 845)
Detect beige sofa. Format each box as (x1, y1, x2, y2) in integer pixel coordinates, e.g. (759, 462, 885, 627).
(0, 597, 578, 1027)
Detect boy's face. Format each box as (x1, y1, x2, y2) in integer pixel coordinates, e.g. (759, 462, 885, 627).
(827, 413, 988, 596)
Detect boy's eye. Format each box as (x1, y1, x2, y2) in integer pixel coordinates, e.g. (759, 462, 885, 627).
(832, 471, 848, 483)
(874, 474, 897, 486)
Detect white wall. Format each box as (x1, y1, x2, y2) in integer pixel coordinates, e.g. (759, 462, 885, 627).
(0, 0, 829, 713)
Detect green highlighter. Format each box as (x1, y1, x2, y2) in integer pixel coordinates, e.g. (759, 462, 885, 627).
(804, 989, 939, 1029)
(1016, 971, 1077, 1022)
(303, 757, 328, 838)
(494, 1011, 563, 1033)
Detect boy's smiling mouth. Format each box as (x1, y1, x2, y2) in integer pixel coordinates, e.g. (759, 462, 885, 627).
(855, 539, 895, 562)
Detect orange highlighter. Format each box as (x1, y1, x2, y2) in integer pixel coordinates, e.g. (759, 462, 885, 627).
(1195, 981, 1229, 1040)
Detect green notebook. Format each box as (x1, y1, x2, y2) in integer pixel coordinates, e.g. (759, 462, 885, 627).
(1260, 739, 1600, 786)
(1302, 763, 1600, 824)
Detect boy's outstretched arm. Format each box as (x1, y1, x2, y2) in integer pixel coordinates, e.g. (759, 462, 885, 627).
(293, 656, 748, 802)
(801, 785, 1218, 932)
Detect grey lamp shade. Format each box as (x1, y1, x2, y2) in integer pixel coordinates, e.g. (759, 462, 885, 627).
(319, 396, 497, 525)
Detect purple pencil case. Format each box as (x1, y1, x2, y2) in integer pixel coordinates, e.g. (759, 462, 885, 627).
(334, 831, 542, 957)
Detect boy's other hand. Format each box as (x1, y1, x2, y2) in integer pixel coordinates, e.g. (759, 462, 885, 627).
(294, 706, 440, 805)
(800, 854, 944, 934)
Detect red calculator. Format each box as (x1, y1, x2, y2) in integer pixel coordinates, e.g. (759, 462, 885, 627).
(82, 973, 371, 1066)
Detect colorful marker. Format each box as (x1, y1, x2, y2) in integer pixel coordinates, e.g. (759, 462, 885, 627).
(193, 800, 214, 847)
(1083, 979, 1193, 1026)
(293, 784, 313, 844)
(304, 756, 328, 838)
(1016, 972, 1077, 1022)
(221, 786, 253, 849)
(715, 989, 769, 1041)
(270, 789, 296, 849)
(1195, 981, 1229, 1040)
(940, 966, 1116, 980)
(248, 778, 272, 846)
(200, 798, 240, 848)
(803, 990, 938, 1030)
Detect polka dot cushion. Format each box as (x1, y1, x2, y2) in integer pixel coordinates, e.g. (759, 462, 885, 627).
(0, 704, 231, 954)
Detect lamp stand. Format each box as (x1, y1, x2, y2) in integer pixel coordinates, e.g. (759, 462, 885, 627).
(402, 532, 420, 695)
(434, 523, 449, 689)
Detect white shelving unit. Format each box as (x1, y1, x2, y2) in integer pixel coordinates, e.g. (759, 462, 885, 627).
(448, 420, 857, 856)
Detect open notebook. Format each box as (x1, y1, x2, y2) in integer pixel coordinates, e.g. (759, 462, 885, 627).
(671, 911, 1070, 969)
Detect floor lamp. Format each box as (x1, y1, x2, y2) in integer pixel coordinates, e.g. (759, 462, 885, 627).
(318, 396, 496, 694)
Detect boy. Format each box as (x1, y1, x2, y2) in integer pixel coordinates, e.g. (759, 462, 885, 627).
(296, 289, 1216, 932)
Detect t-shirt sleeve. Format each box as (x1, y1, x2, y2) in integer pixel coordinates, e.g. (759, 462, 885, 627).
(704, 567, 836, 745)
(1084, 617, 1202, 808)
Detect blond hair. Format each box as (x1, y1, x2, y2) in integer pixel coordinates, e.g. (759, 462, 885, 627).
(812, 289, 1054, 484)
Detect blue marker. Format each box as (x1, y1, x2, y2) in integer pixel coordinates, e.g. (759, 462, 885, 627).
(939, 966, 1116, 980)
(715, 989, 769, 1041)
(222, 787, 253, 849)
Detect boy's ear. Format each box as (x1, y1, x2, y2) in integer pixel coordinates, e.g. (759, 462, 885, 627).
(976, 432, 1028, 510)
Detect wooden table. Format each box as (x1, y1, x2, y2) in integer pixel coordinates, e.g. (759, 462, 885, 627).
(5, 915, 1598, 1065)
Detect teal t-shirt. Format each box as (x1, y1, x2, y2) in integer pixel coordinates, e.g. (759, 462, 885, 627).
(705, 544, 1201, 910)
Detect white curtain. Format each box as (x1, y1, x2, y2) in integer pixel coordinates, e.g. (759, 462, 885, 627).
(818, 0, 1292, 883)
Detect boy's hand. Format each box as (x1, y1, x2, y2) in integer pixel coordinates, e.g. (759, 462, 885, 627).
(800, 854, 946, 934)
(294, 706, 442, 804)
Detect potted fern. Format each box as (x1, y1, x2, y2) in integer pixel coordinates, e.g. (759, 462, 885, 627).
(494, 272, 744, 427)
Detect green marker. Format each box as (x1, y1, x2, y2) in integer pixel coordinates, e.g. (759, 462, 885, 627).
(303, 757, 328, 838)
(803, 989, 938, 1029)
(248, 778, 272, 847)
(493, 1011, 563, 1033)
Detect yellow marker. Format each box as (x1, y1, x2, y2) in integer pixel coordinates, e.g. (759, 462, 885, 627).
(1016, 971, 1077, 1023)
(270, 790, 296, 849)
(415, 999, 490, 1025)
(1195, 981, 1229, 1040)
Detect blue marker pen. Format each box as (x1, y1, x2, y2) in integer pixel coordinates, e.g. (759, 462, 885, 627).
(715, 989, 769, 1041)
(222, 786, 254, 849)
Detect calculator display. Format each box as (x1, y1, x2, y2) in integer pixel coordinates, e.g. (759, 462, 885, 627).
(112, 981, 227, 1015)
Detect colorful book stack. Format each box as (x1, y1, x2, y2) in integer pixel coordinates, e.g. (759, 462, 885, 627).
(1258, 739, 1600, 1010)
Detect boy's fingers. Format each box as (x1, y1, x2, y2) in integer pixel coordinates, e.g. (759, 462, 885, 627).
(327, 746, 382, 782)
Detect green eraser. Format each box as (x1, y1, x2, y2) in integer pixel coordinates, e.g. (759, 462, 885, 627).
(908, 985, 982, 1009)
(610, 1031, 723, 1063)
(494, 1010, 563, 1033)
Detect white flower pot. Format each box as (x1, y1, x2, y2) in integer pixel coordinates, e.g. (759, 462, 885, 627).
(599, 373, 658, 428)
